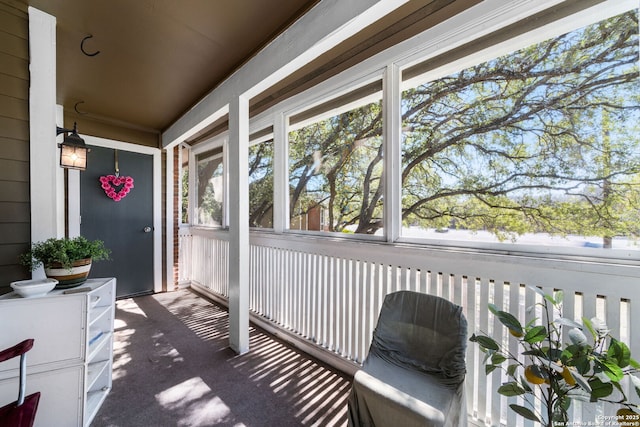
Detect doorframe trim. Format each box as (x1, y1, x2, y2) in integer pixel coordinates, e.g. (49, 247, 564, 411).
(69, 136, 163, 294)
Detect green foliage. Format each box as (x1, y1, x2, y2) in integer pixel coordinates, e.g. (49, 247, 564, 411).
(470, 288, 640, 426)
(269, 10, 640, 243)
(401, 10, 640, 244)
(181, 165, 189, 224)
(288, 101, 384, 233)
(248, 140, 274, 228)
(20, 236, 111, 271)
(196, 153, 224, 226)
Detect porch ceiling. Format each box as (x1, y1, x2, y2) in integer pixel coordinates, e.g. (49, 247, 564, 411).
(26, 0, 319, 136)
(25, 0, 467, 145)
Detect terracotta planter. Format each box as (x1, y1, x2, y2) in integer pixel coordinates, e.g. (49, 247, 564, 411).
(45, 258, 92, 288)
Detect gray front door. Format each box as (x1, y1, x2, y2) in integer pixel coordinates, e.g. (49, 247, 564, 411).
(80, 146, 154, 298)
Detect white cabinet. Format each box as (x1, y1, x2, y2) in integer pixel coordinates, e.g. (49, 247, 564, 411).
(0, 277, 115, 427)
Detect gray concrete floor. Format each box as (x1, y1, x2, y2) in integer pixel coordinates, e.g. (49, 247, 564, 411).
(91, 289, 351, 427)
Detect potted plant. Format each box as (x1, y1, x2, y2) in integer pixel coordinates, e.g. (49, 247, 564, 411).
(470, 287, 640, 427)
(21, 236, 110, 288)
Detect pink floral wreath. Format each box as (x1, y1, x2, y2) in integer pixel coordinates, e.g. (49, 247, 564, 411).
(99, 175, 134, 202)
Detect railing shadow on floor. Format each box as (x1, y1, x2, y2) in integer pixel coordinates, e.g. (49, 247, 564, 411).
(91, 289, 351, 427)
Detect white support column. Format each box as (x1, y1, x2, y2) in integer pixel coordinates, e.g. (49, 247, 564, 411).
(166, 146, 175, 291)
(29, 8, 63, 279)
(273, 112, 288, 234)
(228, 96, 250, 354)
(384, 63, 402, 243)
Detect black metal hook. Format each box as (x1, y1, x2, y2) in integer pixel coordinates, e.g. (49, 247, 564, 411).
(80, 35, 100, 57)
(74, 101, 87, 115)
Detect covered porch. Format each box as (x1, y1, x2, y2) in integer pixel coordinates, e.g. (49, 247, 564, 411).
(176, 228, 640, 426)
(92, 226, 640, 426)
(16, 0, 640, 425)
(164, 1, 640, 423)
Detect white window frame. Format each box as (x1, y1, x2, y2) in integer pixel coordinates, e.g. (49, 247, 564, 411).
(190, 133, 229, 228)
(179, 143, 191, 226)
(394, 0, 640, 260)
(283, 72, 386, 240)
(248, 128, 276, 230)
(247, 0, 639, 262)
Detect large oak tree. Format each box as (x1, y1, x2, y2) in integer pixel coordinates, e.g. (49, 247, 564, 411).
(254, 10, 639, 245)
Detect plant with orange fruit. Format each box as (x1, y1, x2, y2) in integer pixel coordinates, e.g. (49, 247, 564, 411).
(470, 287, 640, 427)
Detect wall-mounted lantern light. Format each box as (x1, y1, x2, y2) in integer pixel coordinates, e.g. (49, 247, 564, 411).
(56, 122, 88, 170)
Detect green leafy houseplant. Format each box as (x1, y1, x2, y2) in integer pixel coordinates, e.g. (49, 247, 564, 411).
(470, 287, 640, 427)
(21, 236, 110, 271)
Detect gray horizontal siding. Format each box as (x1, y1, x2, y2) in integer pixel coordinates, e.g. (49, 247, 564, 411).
(0, 0, 30, 290)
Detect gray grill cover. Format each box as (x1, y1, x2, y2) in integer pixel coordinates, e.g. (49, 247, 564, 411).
(348, 291, 468, 427)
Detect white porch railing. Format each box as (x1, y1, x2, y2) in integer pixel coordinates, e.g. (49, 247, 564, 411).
(179, 226, 640, 426)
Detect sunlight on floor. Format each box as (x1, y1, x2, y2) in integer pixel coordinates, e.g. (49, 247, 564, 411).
(110, 299, 145, 380)
(100, 290, 351, 426)
(117, 298, 148, 317)
(111, 324, 133, 379)
(155, 377, 245, 427)
(159, 290, 352, 426)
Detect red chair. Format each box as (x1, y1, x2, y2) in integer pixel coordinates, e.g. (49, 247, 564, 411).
(0, 339, 40, 427)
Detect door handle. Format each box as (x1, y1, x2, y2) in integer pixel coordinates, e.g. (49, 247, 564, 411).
(143, 226, 152, 233)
